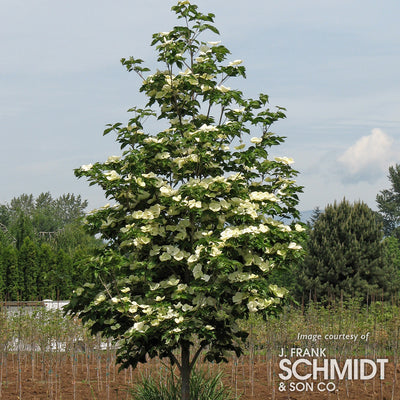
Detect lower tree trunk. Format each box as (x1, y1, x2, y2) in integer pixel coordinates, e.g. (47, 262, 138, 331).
(181, 341, 191, 400)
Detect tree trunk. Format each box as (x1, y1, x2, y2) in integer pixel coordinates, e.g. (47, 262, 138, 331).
(181, 341, 191, 400)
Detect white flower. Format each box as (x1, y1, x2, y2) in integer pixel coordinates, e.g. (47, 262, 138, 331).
(94, 293, 106, 305)
(178, 0, 190, 4)
(205, 325, 214, 330)
(288, 242, 302, 250)
(193, 264, 203, 279)
(210, 246, 222, 257)
(135, 177, 146, 187)
(167, 277, 180, 286)
(209, 201, 221, 212)
(229, 59, 243, 66)
(250, 137, 262, 144)
(232, 292, 245, 304)
(81, 163, 93, 171)
(106, 155, 121, 164)
(128, 304, 138, 313)
(247, 301, 258, 312)
(269, 284, 288, 298)
(155, 152, 170, 160)
(216, 85, 230, 93)
(182, 304, 193, 312)
(208, 41, 221, 46)
(187, 254, 199, 263)
(199, 44, 211, 54)
(295, 223, 305, 232)
(142, 172, 156, 178)
(160, 252, 172, 261)
(198, 124, 218, 132)
(160, 185, 177, 197)
(104, 170, 121, 181)
(172, 194, 182, 202)
(133, 321, 148, 333)
(274, 156, 294, 165)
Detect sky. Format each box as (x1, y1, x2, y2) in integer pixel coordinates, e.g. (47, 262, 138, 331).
(2, 0, 399, 213)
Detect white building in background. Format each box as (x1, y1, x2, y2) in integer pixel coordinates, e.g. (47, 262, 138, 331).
(1, 300, 69, 315)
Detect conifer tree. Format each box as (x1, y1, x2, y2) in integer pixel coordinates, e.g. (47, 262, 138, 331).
(300, 199, 394, 302)
(4, 245, 21, 300)
(377, 164, 400, 237)
(19, 237, 38, 300)
(0, 249, 7, 299)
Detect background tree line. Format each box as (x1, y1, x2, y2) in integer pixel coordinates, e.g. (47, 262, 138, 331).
(1, 164, 399, 302)
(0, 192, 100, 300)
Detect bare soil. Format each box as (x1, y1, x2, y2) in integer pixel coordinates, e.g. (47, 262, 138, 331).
(0, 353, 398, 399)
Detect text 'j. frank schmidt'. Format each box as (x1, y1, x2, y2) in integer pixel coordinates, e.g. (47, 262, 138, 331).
(278, 348, 388, 381)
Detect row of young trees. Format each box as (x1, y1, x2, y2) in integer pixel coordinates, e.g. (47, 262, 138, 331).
(0, 193, 99, 300)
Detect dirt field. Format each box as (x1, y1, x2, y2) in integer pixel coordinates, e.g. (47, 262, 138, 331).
(0, 353, 398, 399)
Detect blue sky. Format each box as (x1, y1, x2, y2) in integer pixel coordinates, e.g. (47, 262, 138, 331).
(2, 0, 399, 212)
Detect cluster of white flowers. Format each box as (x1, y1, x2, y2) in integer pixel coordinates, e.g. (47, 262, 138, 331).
(192, 264, 210, 281)
(228, 271, 259, 283)
(173, 153, 199, 169)
(159, 185, 178, 197)
(220, 223, 269, 242)
(247, 297, 274, 312)
(229, 59, 243, 66)
(249, 191, 278, 202)
(105, 155, 122, 164)
(132, 204, 164, 220)
(156, 245, 189, 262)
(144, 136, 166, 144)
(216, 85, 230, 93)
(80, 163, 93, 171)
(154, 152, 170, 160)
(231, 198, 259, 219)
(274, 156, 294, 165)
(181, 197, 202, 209)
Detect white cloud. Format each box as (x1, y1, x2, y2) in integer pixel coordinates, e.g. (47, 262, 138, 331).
(338, 128, 396, 183)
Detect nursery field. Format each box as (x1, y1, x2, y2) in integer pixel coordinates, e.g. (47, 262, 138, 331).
(1, 353, 400, 399)
(1, 300, 400, 399)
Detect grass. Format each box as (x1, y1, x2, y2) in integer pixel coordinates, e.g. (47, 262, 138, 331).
(130, 368, 235, 400)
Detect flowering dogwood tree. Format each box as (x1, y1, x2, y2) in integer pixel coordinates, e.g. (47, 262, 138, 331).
(66, 1, 304, 399)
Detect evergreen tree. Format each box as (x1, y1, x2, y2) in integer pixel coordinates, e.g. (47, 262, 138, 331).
(299, 199, 394, 302)
(4, 245, 22, 300)
(19, 237, 39, 300)
(55, 250, 73, 299)
(0, 248, 7, 299)
(376, 164, 400, 237)
(37, 243, 57, 299)
(12, 211, 34, 250)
